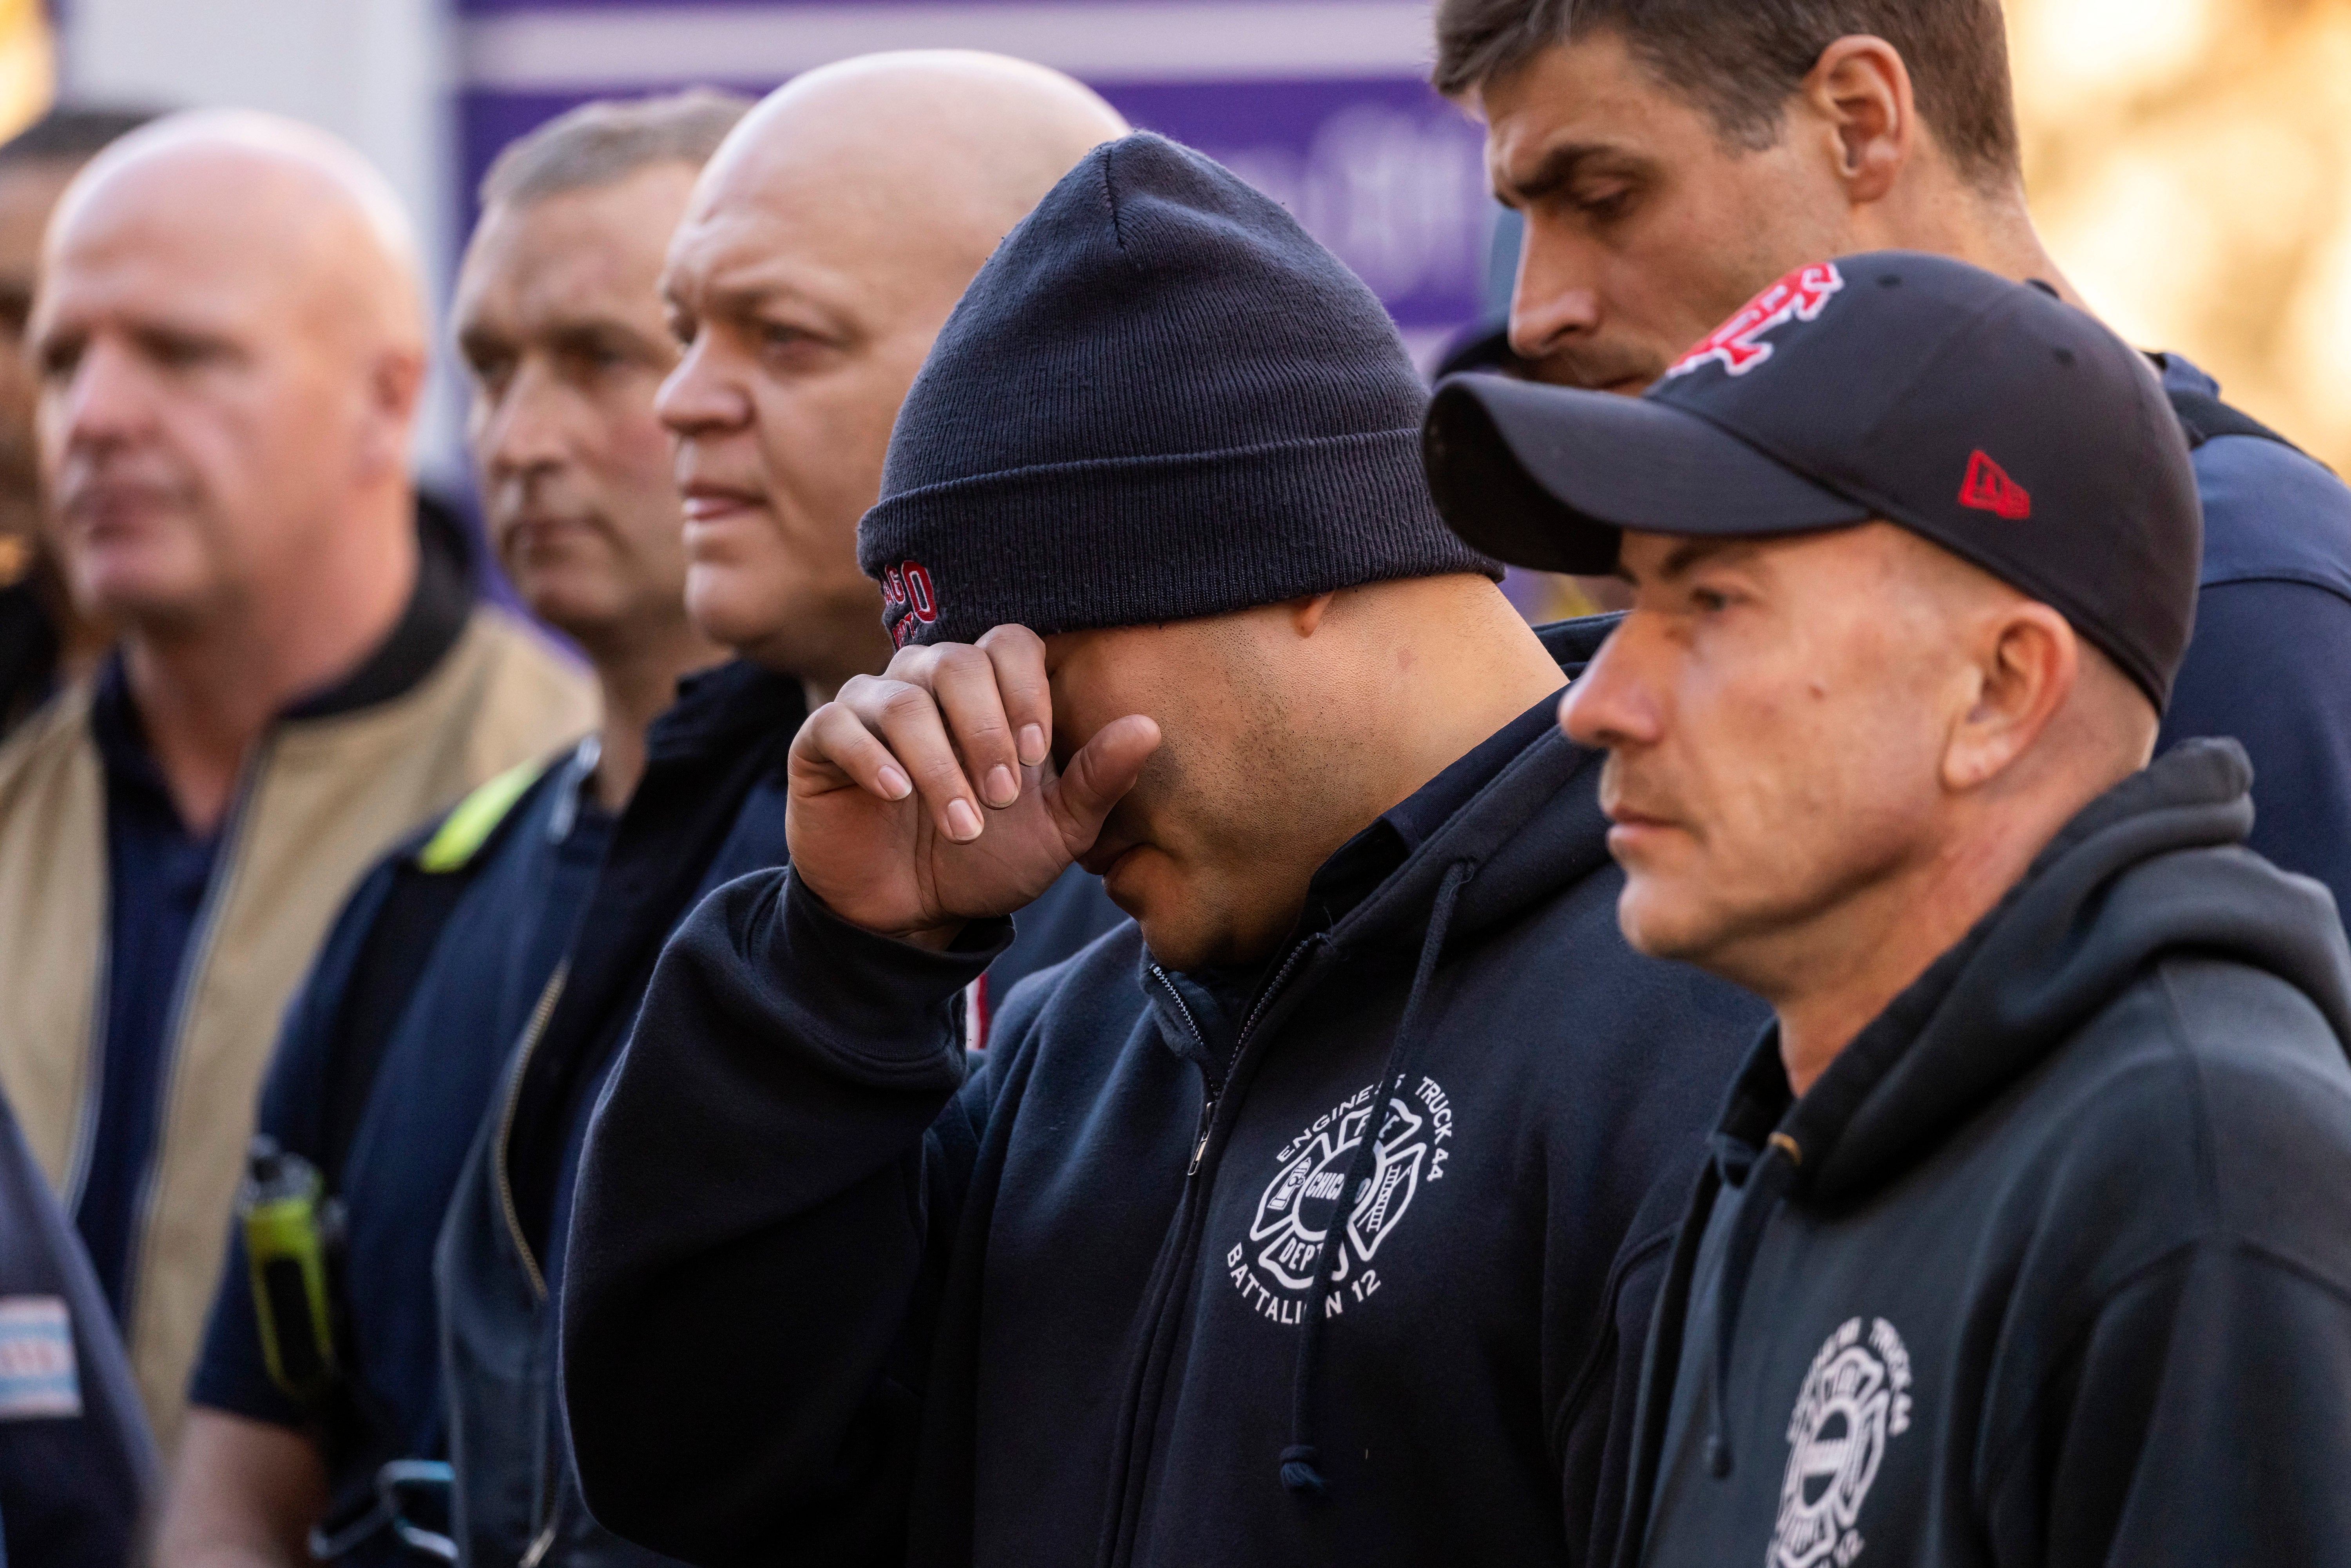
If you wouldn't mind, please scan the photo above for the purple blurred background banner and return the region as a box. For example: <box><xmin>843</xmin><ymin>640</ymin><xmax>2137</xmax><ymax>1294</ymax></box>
<box><xmin>453</xmin><ymin>1</ymin><xmax>1499</xmax><ymax>352</ymax></box>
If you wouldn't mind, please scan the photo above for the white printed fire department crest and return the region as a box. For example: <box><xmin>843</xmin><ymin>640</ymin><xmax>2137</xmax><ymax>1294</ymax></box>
<box><xmin>1771</xmin><ymin>1317</ymin><xmax>1913</xmax><ymax>1568</ymax></box>
<box><xmin>1224</xmin><ymin>1074</ymin><xmax>1453</xmax><ymax>1324</ymax></box>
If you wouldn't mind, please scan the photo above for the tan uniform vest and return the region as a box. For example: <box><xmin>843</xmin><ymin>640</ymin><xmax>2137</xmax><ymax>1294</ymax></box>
<box><xmin>0</xmin><ymin>607</ymin><xmax>596</xmax><ymax>1455</ymax></box>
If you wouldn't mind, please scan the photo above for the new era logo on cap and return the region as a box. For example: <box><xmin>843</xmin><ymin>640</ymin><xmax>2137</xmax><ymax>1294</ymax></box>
<box><xmin>1665</xmin><ymin>262</ymin><xmax>1846</xmax><ymax>380</ymax></box>
<box><xmin>1959</xmin><ymin>450</ymin><xmax>2032</xmax><ymax>520</ymax></box>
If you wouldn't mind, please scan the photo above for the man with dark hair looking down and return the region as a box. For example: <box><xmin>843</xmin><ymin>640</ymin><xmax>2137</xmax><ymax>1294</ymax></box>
<box><xmin>1424</xmin><ymin>251</ymin><xmax>2351</xmax><ymax>1564</ymax></box>
<box><xmin>560</xmin><ymin>132</ymin><xmax>1762</xmax><ymax>1568</ymax></box>
<box><xmin>1431</xmin><ymin>0</ymin><xmax>2351</xmax><ymax>918</ymax></box>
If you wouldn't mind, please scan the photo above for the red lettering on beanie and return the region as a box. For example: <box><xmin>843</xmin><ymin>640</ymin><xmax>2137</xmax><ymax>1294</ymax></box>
<box><xmin>903</xmin><ymin>563</ymin><xmax>939</xmax><ymax>624</ymax></box>
<box><xmin>1958</xmin><ymin>450</ymin><xmax>2032</xmax><ymax>520</ymax></box>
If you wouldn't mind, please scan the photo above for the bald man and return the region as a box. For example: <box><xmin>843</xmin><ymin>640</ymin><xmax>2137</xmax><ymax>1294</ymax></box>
<box><xmin>241</xmin><ymin>57</ymin><xmax>1117</xmax><ymax>1568</ymax></box>
<box><xmin>0</xmin><ymin>110</ymin><xmax>594</xmax><ymax>1459</ymax></box>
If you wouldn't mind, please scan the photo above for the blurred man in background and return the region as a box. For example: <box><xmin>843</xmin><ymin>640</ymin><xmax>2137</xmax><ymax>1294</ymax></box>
<box><xmin>0</xmin><ymin>109</ymin><xmax>595</xmax><ymax>1461</ymax></box>
<box><xmin>417</xmin><ymin>53</ymin><xmax>1127</xmax><ymax>1568</ymax></box>
<box><xmin>0</xmin><ymin>105</ymin><xmax>154</xmax><ymax>735</ymax></box>
<box><xmin>1435</xmin><ymin>0</ymin><xmax>2351</xmax><ymax>920</ymax></box>
<box><xmin>158</xmin><ymin>92</ymin><xmax>743</xmax><ymax>1568</ymax></box>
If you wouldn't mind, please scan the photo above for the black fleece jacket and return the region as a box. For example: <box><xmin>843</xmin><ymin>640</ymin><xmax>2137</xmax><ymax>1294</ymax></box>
<box><xmin>1629</xmin><ymin>739</ymin><xmax>2351</xmax><ymax>1567</ymax></box>
<box><xmin>558</xmin><ymin>619</ymin><xmax>1766</xmax><ymax>1568</ymax></box>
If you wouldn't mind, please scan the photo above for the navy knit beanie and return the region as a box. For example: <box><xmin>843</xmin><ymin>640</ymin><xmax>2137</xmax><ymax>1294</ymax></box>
<box><xmin>859</xmin><ymin>132</ymin><xmax>1501</xmax><ymax>649</ymax></box>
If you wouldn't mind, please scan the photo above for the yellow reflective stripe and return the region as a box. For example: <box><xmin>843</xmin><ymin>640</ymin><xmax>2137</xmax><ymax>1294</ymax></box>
<box><xmin>416</xmin><ymin>754</ymin><xmax>552</xmax><ymax>873</ymax></box>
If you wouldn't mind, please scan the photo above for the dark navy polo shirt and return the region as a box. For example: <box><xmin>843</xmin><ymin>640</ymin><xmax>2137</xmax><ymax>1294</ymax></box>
<box><xmin>74</xmin><ymin>509</ymin><xmax>474</xmax><ymax>1325</ymax></box>
<box><xmin>2156</xmin><ymin>355</ymin><xmax>2351</xmax><ymax>919</ymax></box>
<box><xmin>189</xmin><ymin>742</ymin><xmax>611</xmax><ymax>1485</ymax></box>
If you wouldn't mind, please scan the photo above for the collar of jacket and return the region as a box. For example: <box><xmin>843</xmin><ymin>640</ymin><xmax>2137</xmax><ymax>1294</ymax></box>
<box><xmin>90</xmin><ymin>494</ymin><xmax>477</xmax><ymax>761</ymax></box>
<box><xmin>645</xmin><ymin>657</ymin><xmax>809</xmax><ymax>764</ymax></box>
<box><xmin>1723</xmin><ymin>736</ymin><xmax>2351</xmax><ymax>1211</ymax></box>
<box><xmin>1134</xmin><ymin>614</ymin><xmax>1616</xmax><ymax>1060</ymax></box>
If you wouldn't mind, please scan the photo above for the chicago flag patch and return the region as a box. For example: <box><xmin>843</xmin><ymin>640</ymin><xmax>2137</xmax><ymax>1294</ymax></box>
<box><xmin>0</xmin><ymin>1296</ymin><xmax>80</xmax><ymax>1419</ymax></box>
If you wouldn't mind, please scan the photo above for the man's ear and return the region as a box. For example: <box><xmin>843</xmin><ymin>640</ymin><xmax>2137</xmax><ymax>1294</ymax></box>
<box><xmin>1799</xmin><ymin>36</ymin><xmax>1917</xmax><ymax>208</ymax></box>
<box><xmin>1942</xmin><ymin>603</ymin><xmax>2077</xmax><ymax>792</ymax></box>
<box><xmin>1287</xmin><ymin>591</ymin><xmax>1339</xmax><ymax>637</ymax></box>
<box><xmin>354</xmin><ymin>346</ymin><xmax>426</xmax><ymax>485</ymax></box>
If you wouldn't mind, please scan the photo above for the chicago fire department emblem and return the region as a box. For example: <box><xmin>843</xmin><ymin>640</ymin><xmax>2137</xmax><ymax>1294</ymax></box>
<box><xmin>1224</xmin><ymin>1075</ymin><xmax>1453</xmax><ymax>1324</ymax></box>
<box><xmin>1770</xmin><ymin>1317</ymin><xmax>1913</xmax><ymax>1568</ymax></box>
<box><xmin>1667</xmin><ymin>261</ymin><xmax>1845</xmax><ymax>380</ymax></box>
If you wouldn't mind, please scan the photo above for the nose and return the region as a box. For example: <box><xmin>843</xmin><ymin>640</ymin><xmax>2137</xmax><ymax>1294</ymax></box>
<box><xmin>1508</xmin><ymin>217</ymin><xmax>1602</xmax><ymax>364</ymax></box>
<box><xmin>480</xmin><ymin>358</ymin><xmax>568</xmax><ymax>488</ymax></box>
<box><xmin>54</xmin><ymin>335</ymin><xmax>156</xmax><ymax>453</ymax></box>
<box><xmin>655</xmin><ymin>333</ymin><xmax>750</xmax><ymax>440</ymax></box>
<box><xmin>1559</xmin><ymin>613</ymin><xmax>1663</xmax><ymax>751</ymax></box>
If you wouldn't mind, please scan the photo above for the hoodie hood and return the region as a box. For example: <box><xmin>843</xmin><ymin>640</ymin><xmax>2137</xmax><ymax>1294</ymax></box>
<box><xmin>1788</xmin><ymin>737</ymin><xmax>2351</xmax><ymax>1206</ymax></box>
<box><xmin>1680</xmin><ymin>735</ymin><xmax>2351</xmax><ymax>1486</ymax></box>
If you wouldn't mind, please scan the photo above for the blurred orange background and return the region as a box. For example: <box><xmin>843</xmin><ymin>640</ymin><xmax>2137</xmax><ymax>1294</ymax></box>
<box><xmin>2012</xmin><ymin>0</ymin><xmax>2351</xmax><ymax>467</ymax></box>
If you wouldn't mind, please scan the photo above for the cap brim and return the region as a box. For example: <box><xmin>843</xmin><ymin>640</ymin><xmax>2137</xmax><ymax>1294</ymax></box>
<box><xmin>1423</xmin><ymin>373</ymin><xmax>1873</xmax><ymax>574</ymax></box>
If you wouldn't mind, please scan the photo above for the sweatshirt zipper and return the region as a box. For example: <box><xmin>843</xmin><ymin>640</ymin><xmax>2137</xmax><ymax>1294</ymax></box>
<box><xmin>1154</xmin><ymin>938</ymin><xmax>1322</xmax><ymax>1177</ymax></box>
<box><xmin>1103</xmin><ymin>939</ymin><xmax>1324</xmax><ymax>1568</ymax></box>
<box><xmin>491</xmin><ymin>964</ymin><xmax>569</xmax><ymax>1301</ymax></box>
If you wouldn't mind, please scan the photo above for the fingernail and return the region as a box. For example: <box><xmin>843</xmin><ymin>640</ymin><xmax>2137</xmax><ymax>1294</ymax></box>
<box><xmin>1019</xmin><ymin>725</ymin><xmax>1046</xmax><ymax>765</ymax></box>
<box><xmin>946</xmin><ymin>799</ymin><xmax>982</xmax><ymax>842</ymax></box>
<box><xmin>878</xmin><ymin>766</ymin><xmax>912</xmax><ymax>800</ymax></box>
<box><xmin>986</xmin><ymin>764</ymin><xmax>1018</xmax><ymax>806</ymax></box>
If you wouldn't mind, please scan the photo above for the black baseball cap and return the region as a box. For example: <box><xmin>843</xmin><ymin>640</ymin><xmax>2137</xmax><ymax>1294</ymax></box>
<box><xmin>1422</xmin><ymin>251</ymin><xmax>2202</xmax><ymax>710</ymax></box>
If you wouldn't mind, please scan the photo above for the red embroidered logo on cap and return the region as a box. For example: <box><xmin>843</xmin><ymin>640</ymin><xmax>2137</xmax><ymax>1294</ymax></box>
<box><xmin>1958</xmin><ymin>451</ymin><xmax>2032</xmax><ymax>520</ymax></box>
<box><xmin>1666</xmin><ymin>262</ymin><xmax>1846</xmax><ymax>380</ymax></box>
<box><xmin>880</xmin><ymin>561</ymin><xmax>941</xmax><ymax>647</ymax></box>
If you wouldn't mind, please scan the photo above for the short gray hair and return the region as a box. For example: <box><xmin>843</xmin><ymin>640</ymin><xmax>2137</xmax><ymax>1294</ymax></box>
<box><xmin>478</xmin><ymin>89</ymin><xmax>753</xmax><ymax>208</ymax></box>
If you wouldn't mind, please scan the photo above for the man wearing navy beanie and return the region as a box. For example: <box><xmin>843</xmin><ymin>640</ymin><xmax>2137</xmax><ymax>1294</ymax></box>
<box><xmin>561</xmin><ymin>133</ymin><xmax>1764</xmax><ymax>1567</ymax></box>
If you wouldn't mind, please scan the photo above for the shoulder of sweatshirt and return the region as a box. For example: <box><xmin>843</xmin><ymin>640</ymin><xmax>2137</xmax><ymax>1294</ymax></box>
<box><xmin>1973</xmin><ymin>951</ymin><xmax>2351</xmax><ymax>1318</ymax></box>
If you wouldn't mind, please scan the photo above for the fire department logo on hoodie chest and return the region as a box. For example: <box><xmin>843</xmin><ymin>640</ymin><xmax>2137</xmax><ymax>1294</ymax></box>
<box><xmin>1771</xmin><ymin>1317</ymin><xmax>1914</xmax><ymax>1568</ymax></box>
<box><xmin>1224</xmin><ymin>1074</ymin><xmax>1453</xmax><ymax>1324</ymax></box>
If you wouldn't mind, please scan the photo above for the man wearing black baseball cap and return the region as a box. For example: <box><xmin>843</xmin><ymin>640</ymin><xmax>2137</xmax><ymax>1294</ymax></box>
<box><xmin>1433</xmin><ymin>0</ymin><xmax>2351</xmax><ymax>931</ymax></box>
<box><xmin>1425</xmin><ymin>251</ymin><xmax>2351</xmax><ymax>1561</ymax></box>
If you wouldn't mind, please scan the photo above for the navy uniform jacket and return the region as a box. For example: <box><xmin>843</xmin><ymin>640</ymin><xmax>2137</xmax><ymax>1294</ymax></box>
<box><xmin>436</xmin><ymin>660</ymin><xmax>1123</xmax><ymax>1568</ymax></box>
<box><xmin>0</xmin><ymin>1084</ymin><xmax>157</xmax><ymax>1568</ymax></box>
<box><xmin>2155</xmin><ymin>355</ymin><xmax>2351</xmax><ymax>918</ymax></box>
<box><xmin>190</xmin><ymin>739</ymin><xmax>611</xmax><ymax>1563</ymax></box>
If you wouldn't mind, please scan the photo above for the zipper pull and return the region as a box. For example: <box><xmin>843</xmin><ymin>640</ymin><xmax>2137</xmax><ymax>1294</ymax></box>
<box><xmin>1188</xmin><ymin>1095</ymin><xmax>1217</xmax><ymax>1177</ymax></box>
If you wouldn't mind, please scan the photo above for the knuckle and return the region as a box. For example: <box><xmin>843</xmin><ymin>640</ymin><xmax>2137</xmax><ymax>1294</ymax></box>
<box><xmin>936</xmin><ymin>643</ymin><xmax>989</xmax><ymax>682</ymax></box>
<box><xmin>876</xmin><ymin>683</ymin><xmax>937</xmax><ymax>726</ymax></box>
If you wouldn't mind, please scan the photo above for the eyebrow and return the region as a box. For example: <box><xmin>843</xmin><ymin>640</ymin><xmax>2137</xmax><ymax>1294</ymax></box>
<box><xmin>1620</xmin><ymin>538</ymin><xmax>1751</xmax><ymax>586</ymax></box>
<box><xmin>1494</xmin><ymin>140</ymin><xmax>1636</xmax><ymax>206</ymax></box>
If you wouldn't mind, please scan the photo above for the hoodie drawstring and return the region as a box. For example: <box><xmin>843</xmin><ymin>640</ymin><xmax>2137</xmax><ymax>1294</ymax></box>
<box><xmin>1703</xmin><ymin>1132</ymin><xmax>1799</xmax><ymax>1478</ymax></box>
<box><xmin>1280</xmin><ymin>860</ymin><xmax>1472</xmax><ymax>1500</ymax></box>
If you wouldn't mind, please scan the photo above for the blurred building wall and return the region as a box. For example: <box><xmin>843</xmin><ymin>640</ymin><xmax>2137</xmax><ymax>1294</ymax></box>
<box><xmin>54</xmin><ymin>0</ymin><xmax>467</xmax><ymax>487</ymax></box>
<box><xmin>452</xmin><ymin>0</ymin><xmax>1495</xmax><ymax>366</ymax></box>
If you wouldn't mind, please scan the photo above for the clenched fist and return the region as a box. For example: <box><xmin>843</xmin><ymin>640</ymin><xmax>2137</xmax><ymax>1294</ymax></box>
<box><xmin>786</xmin><ymin>625</ymin><xmax>1162</xmax><ymax>943</ymax></box>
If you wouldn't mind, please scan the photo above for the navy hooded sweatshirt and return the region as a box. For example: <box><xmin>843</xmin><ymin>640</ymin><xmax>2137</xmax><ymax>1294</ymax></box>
<box><xmin>1627</xmin><ymin>739</ymin><xmax>2351</xmax><ymax>1567</ymax></box>
<box><xmin>560</xmin><ymin>619</ymin><xmax>1768</xmax><ymax>1568</ymax></box>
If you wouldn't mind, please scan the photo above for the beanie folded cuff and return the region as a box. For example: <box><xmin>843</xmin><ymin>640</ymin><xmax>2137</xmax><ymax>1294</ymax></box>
<box><xmin>858</xmin><ymin>428</ymin><xmax>1504</xmax><ymax>648</ymax></box>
